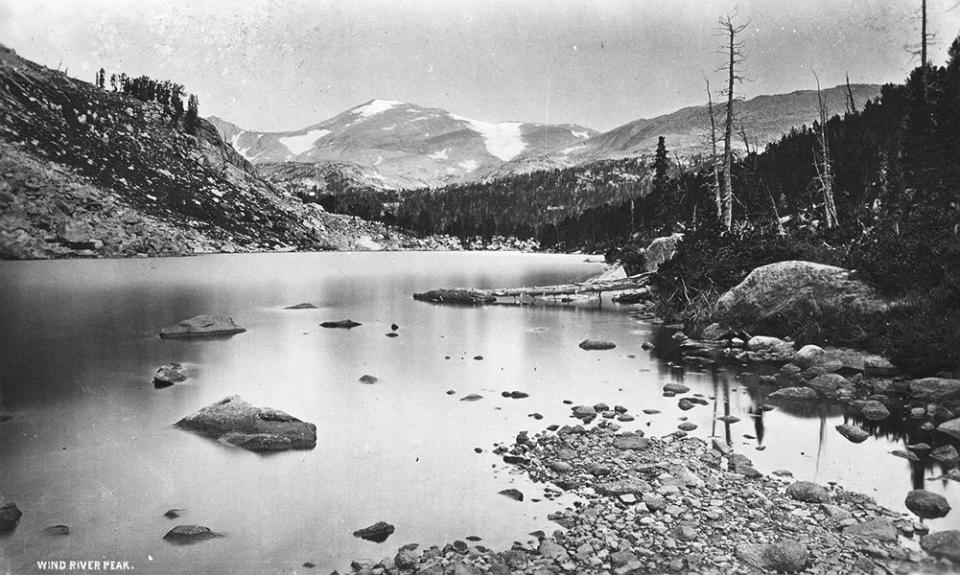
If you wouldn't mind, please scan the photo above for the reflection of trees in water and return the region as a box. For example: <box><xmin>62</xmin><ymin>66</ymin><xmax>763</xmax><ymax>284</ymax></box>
<box><xmin>845</xmin><ymin>413</ymin><xmax>960</xmax><ymax>489</ymax></box>
<box><xmin>644</xmin><ymin>324</ymin><xmax>960</xmax><ymax>489</ymax></box>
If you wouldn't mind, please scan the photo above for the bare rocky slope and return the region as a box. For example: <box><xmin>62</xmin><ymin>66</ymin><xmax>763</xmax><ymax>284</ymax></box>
<box><xmin>0</xmin><ymin>45</ymin><xmax>417</xmax><ymax>260</ymax></box>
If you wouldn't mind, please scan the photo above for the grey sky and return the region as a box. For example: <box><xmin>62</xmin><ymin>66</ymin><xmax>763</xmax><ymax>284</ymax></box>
<box><xmin>1</xmin><ymin>0</ymin><xmax>958</xmax><ymax>132</ymax></box>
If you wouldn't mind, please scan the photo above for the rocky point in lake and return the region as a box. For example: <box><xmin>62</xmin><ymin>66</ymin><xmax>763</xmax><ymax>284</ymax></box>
<box><xmin>174</xmin><ymin>396</ymin><xmax>317</xmax><ymax>451</ymax></box>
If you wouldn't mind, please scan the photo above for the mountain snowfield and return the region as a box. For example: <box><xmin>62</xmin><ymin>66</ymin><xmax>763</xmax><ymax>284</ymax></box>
<box><xmin>208</xmin><ymin>99</ymin><xmax>595</xmax><ymax>189</ymax></box>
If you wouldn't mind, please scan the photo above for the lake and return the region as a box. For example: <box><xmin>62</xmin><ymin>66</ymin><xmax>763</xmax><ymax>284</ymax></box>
<box><xmin>0</xmin><ymin>251</ymin><xmax>956</xmax><ymax>573</ymax></box>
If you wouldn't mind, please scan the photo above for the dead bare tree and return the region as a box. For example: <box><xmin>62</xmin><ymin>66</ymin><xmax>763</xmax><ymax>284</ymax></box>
<box><xmin>845</xmin><ymin>73</ymin><xmax>857</xmax><ymax>115</ymax></box>
<box><xmin>718</xmin><ymin>15</ymin><xmax>748</xmax><ymax>230</ymax></box>
<box><xmin>814</xmin><ymin>71</ymin><xmax>838</xmax><ymax>228</ymax></box>
<box><xmin>703</xmin><ymin>76</ymin><xmax>722</xmax><ymax>220</ymax></box>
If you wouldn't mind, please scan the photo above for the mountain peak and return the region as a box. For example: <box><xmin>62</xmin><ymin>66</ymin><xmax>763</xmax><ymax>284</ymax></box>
<box><xmin>351</xmin><ymin>99</ymin><xmax>404</xmax><ymax>118</ymax></box>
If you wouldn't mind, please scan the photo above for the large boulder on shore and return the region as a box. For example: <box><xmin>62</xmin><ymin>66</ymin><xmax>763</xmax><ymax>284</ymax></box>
<box><xmin>939</xmin><ymin>418</ymin><xmax>960</xmax><ymax>441</ymax></box>
<box><xmin>643</xmin><ymin>233</ymin><xmax>684</xmax><ymax>273</ymax></box>
<box><xmin>910</xmin><ymin>378</ymin><xmax>960</xmax><ymax>402</ymax></box>
<box><xmin>175</xmin><ymin>396</ymin><xmax>317</xmax><ymax>451</ymax></box>
<box><xmin>159</xmin><ymin>314</ymin><xmax>246</xmax><ymax>339</ymax></box>
<box><xmin>716</xmin><ymin>261</ymin><xmax>889</xmax><ymax>332</ymax></box>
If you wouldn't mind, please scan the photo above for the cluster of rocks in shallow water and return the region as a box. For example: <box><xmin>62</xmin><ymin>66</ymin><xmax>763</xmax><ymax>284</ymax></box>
<box><xmin>344</xmin><ymin>420</ymin><xmax>959</xmax><ymax>574</ymax></box>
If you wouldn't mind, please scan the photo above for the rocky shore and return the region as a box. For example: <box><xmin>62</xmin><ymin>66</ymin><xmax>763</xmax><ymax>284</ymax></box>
<box><xmin>342</xmin><ymin>419</ymin><xmax>958</xmax><ymax>574</ymax></box>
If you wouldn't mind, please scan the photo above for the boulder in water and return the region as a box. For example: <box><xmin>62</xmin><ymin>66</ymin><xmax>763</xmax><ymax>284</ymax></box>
<box><xmin>159</xmin><ymin>314</ymin><xmax>246</xmax><ymax>339</ymax></box>
<box><xmin>174</xmin><ymin>396</ymin><xmax>316</xmax><ymax>452</ymax></box>
<box><xmin>578</xmin><ymin>339</ymin><xmax>616</xmax><ymax>351</ymax></box>
<box><xmin>0</xmin><ymin>502</ymin><xmax>22</xmax><ymax>531</ymax></box>
<box><xmin>353</xmin><ymin>521</ymin><xmax>395</xmax><ymax>543</ymax></box>
<box><xmin>320</xmin><ymin>319</ymin><xmax>362</xmax><ymax>328</ymax></box>
<box><xmin>836</xmin><ymin>424</ymin><xmax>869</xmax><ymax>443</ymax></box>
<box><xmin>285</xmin><ymin>303</ymin><xmax>318</xmax><ymax>310</ymax></box>
<box><xmin>905</xmin><ymin>489</ymin><xmax>952</xmax><ymax>519</ymax></box>
<box><xmin>163</xmin><ymin>524</ymin><xmax>220</xmax><ymax>544</ymax></box>
<box><xmin>154</xmin><ymin>363</ymin><xmax>186</xmax><ymax>388</ymax></box>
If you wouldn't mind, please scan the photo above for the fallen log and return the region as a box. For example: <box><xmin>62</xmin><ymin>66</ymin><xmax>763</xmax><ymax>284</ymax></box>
<box><xmin>413</xmin><ymin>273</ymin><xmax>653</xmax><ymax>306</ymax></box>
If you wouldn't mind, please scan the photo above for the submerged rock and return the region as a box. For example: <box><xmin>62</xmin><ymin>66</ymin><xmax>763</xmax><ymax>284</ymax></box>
<box><xmin>163</xmin><ymin>524</ymin><xmax>219</xmax><ymax>544</ymax></box>
<box><xmin>159</xmin><ymin>314</ymin><xmax>246</xmax><ymax>339</ymax></box>
<box><xmin>284</xmin><ymin>303</ymin><xmax>318</xmax><ymax>309</ymax></box>
<box><xmin>578</xmin><ymin>339</ymin><xmax>616</xmax><ymax>351</ymax></box>
<box><xmin>905</xmin><ymin>490</ymin><xmax>952</xmax><ymax>519</ymax></box>
<box><xmin>163</xmin><ymin>509</ymin><xmax>182</xmax><ymax>519</ymax></box>
<box><xmin>353</xmin><ymin>521</ymin><xmax>395</xmax><ymax>543</ymax></box>
<box><xmin>320</xmin><ymin>319</ymin><xmax>362</xmax><ymax>328</ymax></box>
<box><xmin>42</xmin><ymin>525</ymin><xmax>70</xmax><ymax>536</ymax></box>
<box><xmin>174</xmin><ymin>396</ymin><xmax>317</xmax><ymax>452</ymax></box>
<box><xmin>860</xmin><ymin>400</ymin><xmax>891</xmax><ymax>421</ymax></box>
<box><xmin>0</xmin><ymin>502</ymin><xmax>22</xmax><ymax>531</ymax></box>
<box><xmin>153</xmin><ymin>363</ymin><xmax>186</xmax><ymax>388</ymax></box>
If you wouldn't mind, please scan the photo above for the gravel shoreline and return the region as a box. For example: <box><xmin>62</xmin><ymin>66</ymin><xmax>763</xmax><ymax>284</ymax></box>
<box><xmin>343</xmin><ymin>415</ymin><xmax>958</xmax><ymax>574</ymax></box>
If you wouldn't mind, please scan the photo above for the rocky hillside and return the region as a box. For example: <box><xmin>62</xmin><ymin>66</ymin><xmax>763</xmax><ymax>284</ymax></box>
<box><xmin>561</xmin><ymin>84</ymin><xmax>882</xmax><ymax>160</ymax></box>
<box><xmin>208</xmin><ymin>100</ymin><xmax>596</xmax><ymax>189</ymax></box>
<box><xmin>0</xmin><ymin>45</ymin><xmax>415</xmax><ymax>259</ymax></box>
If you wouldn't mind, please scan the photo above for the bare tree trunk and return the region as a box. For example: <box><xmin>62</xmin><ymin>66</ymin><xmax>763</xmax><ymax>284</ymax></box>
<box><xmin>719</xmin><ymin>16</ymin><xmax>746</xmax><ymax>230</ymax></box>
<box><xmin>815</xmin><ymin>72</ymin><xmax>838</xmax><ymax>228</ymax></box>
<box><xmin>845</xmin><ymin>73</ymin><xmax>857</xmax><ymax>115</ymax></box>
<box><xmin>705</xmin><ymin>78</ymin><xmax>721</xmax><ymax>221</ymax></box>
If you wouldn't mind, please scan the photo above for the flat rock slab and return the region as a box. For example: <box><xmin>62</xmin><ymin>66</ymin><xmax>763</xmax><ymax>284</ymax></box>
<box><xmin>284</xmin><ymin>303</ymin><xmax>318</xmax><ymax>309</ymax></box>
<box><xmin>353</xmin><ymin>521</ymin><xmax>395</xmax><ymax>543</ymax></box>
<box><xmin>159</xmin><ymin>315</ymin><xmax>246</xmax><ymax>339</ymax></box>
<box><xmin>175</xmin><ymin>396</ymin><xmax>317</xmax><ymax>452</ymax></box>
<box><xmin>163</xmin><ymin>524</ymin><xmax>220</xmax><ymax>545</ymax></box>
<box><xmin>320</xmin><ymin>319</ymin><xmax>362</xmax><ymax>328</ymax></box>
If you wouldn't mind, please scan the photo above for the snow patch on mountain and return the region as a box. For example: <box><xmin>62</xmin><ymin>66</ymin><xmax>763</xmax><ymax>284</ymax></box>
<box><xmin>428</xmin><ymin>148</ymin><xmax>449</xmax><ymax>160</ymax></box>
<box><xmin>572</xmin><ymin>130</ymin><xmax>590</xmax><ymax>139</ymax></box>
<box><xmin>459</xmin><ymin>159</ymin><xmax>479</xmax><ymax>172</ymax></box>
<box><xmin>279</xmin><ymin>129</ymin><xmax>330</xmax><ymax>155</ymax></box>
<box><xmin>450</xmin><ymin>113</ymin><xmax>526</xmax><ymax>161</ymax></box>
<box><xmin>354</xmin><ymin>99</ymin><xmax>402</xmax><ymax>119</ymax></box>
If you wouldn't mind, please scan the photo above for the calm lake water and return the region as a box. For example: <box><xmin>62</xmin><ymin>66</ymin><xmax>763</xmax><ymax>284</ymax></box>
<box><xmin>0</xmin><ymin>251</ymin><xmax>956</xmax><ymax>574</ymax></box>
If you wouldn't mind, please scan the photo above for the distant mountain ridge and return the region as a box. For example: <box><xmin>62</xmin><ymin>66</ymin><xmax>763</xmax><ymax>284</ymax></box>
<box><xmin>211</xmin><ymin>85</ymin><xmax>881</xmax><ymax>191</ymax></box>
<box><xmin>208</xmin><ymin>100</ymin><xmax>596</xmax><ymax>189</ymax></box>
<box><xmin>561</xmin><ymin>84</ymin><xmax>883</xmax><ymax>161</ymax></box>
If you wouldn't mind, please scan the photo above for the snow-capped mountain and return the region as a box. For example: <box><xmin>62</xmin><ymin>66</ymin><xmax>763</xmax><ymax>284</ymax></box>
<box><xmin>208</xmin><ymin>100</ymin><xmax>596</xmax><ymax>189</ymax></box>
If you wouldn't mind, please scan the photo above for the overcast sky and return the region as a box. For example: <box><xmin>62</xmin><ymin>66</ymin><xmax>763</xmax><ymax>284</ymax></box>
<box><xmin>2</xmin><ymin>0</ymin><xmax>959</xmax><ymax>132</ymax></box>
